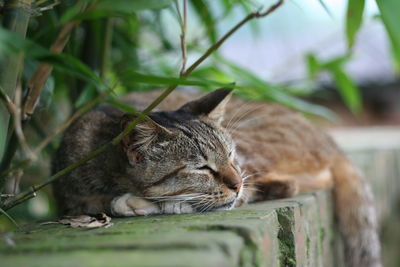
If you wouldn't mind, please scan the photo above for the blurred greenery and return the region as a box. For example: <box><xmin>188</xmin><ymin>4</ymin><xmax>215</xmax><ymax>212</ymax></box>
<box><xmin>376</xmin><ymin>0</ymin><xmax>400</xmax><ymax>72</ymax></box>
<box><xmin>0</xmin><ymin>0</ymin><xmax>398</xmax><ymax>228</ymax></box>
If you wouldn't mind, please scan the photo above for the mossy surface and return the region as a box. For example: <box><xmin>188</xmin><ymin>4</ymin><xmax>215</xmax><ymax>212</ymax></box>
<box><xmin>276</xmin><ymin>207</ymin><xmax>296</xmax><ymax>267</ymax></box>
<box><xmin>0</xmin><ymin>192</ymin><xmax>339</xmax><ymax>266</ymax></box>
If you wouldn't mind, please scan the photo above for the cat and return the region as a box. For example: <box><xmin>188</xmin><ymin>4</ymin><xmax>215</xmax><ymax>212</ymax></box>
<box><xmin>53</xmin><ymin>89</ymin><xmax>381</xmax><ymax>267</ymax></box>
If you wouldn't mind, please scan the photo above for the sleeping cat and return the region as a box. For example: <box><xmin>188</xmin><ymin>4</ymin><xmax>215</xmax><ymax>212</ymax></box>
<box><xmin>53</xmin><ymin>89</ymin><xmax>381</xmax><ymax>267</ymax></box>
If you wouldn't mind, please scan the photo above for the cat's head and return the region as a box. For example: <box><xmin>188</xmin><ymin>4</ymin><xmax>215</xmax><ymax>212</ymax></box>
<box><xmin>120</xmin><ymin>89</ymin><xmax>242</xmax><ymax>211</ymax></box>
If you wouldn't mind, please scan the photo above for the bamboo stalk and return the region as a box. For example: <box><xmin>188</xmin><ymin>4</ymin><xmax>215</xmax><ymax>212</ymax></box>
<box><xmin>23</xmin><ymin>20</ymin><xmax>81</xmax><ymax>119</ymax></box>
<box><xmin>1</xmin><ymin>0</ymin><xmax>284</xmax><ymax>211</ymax></box>
<box><xmin>0</xmin><ymin>1</ymin><xmax>86</xmax><ymax>179</ymax></box>
<box><xmin>100</xmin><ymin>18</ymin><xmax>113</xmax><ymax>79</ymax></box>
<box><xmin>0</xmin><ymin>0</ymin><xmax>33</xmax><ymax>189</ymax></box>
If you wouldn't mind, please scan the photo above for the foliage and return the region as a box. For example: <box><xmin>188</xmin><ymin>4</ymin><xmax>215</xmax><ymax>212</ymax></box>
<box><xmin>0</xmin><ymin>0</ymin><xmax>398</xmax><ymax>225</ymax></box>
<box><xmin>376</xmin><ymin>0</ymin><xmax>400</xmax><ymax>72</ymax></box>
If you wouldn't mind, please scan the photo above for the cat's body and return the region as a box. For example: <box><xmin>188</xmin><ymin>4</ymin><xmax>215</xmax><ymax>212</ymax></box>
<box><xmin>53</xmin><ymin>89</ymin><xmax>381</xmax><ymax>267</ymax></box>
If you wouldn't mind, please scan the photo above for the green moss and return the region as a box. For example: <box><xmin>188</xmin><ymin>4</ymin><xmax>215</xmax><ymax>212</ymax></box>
<box><xmin>319</xmin><ymin>228</ymin><xmax>325</xmax><ymax>245</ymax></box>
<box><xmin>276</xmin><ymin>207</ymin><xmax>296</xmax><ymax>267</ymax></box>
<box><xmin>306</xmin><ymin>236</ymin><xmax>311</xmax><ymax>259</ymax></box>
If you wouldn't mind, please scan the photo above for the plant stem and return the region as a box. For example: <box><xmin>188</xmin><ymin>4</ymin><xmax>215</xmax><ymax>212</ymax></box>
<box><xmin>177</xmin><ymin>0</ymin><xmax>187</xmax><ymax>75</ymax></box>
<box><xmin>0</xmin><ymin>90</ymin><xmax>111</xmax><ymax>179</ymax></box>
<box><xmin>0</xmin><ymin>0</ymin><xmax>285</xmax><ymax>211</ymax></box>
<box><xmin>101</xmin><ymin>18</ymin><xmax>114</xmax><ymax>79</ymax></box>
<box><xmin>0</xmin><ymin>0</ymin><xmax>33</xmax><ymax>189</ymax></box>
<box><xmin>23</xmin><ymin>19</ymin><xmax>82</xmax><ymax>119</ymax></box>
<box><xmin>0</xmin><ymin>1</ymin><xmax>87</xmax><ymax>181</ymax></box>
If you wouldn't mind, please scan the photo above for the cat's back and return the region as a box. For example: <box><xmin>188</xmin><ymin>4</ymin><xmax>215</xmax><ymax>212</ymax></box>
<box><xmin>53</xmin><ymin>106</ymin><xmax>123</xmax><ymax>170</ymax></box>
<box><xmin>224</xmin><ymin>97</ymin><xmax>338</xmax><ymax>175</ymax></box>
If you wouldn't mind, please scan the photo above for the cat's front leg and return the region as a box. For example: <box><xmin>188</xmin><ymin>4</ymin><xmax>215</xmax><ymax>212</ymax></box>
<box><xmin>111</xmin><ymin>193</ymin><xmax>160</xmax><ymax>217</ymax></box>
<box><xmin>110</xmin><ymin>194</ymin><xmax>194</xmax><ymax>216</ymax></box>
<box><xmin>159</xmin><ymin>201</ymin><xmax>194</xmax><ymax>214</ymax></box>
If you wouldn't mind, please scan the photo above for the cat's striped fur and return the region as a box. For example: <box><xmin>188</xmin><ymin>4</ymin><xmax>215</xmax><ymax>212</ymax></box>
<box><xmin>53</xmin><ymin>89</ymin><xmax>381</xmax><ymax>267</ymax></box>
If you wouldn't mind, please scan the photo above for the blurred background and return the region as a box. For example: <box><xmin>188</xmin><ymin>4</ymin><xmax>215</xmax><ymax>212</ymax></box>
<box><xmin>0</xmin><ymin>0</ymin><xmax>399</xmax><ymax>265</ymax></box>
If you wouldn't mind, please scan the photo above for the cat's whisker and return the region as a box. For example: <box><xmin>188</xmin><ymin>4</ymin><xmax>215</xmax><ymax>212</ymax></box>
<box><xmin>243</xmin><ymin>187</ymin><xmax>263</xmax><ymax>193</ymax></box>
<box><xmin>241</xmin><ymin>171</ymin><xmax>268</xmax><ymax>181</ymax></box>
<box><xmin>225</xmin><ymin>101</ymin><xmax>253</xmax><ymax>131</ymax></box>
<box><xmin>226</xmin><ymin>102</ymin><xmax>264</xmax><ymax>131</ymax></box>
<box><xmin>225</xmin><ymin>103</ymin><xmax>257</xmax><ymax>133</ymax></box>
<box><xmin>228</xmin><ymin>113</ymin><xmax>269</xmax><ymax>133</ymax></box>
<box><xmin>202</xmin><ymin>200</ymin><xmax>215</xmax><ymax>213</ymax></box>
<box><xmin>242</xmin><ymin>183</ymin><xmax>257</xmax><ymax>187</ymax></box>
<box><xmin>226</xmin><ymin>104</ymin><xmax>265</xmax><ymax>134</ymax></box>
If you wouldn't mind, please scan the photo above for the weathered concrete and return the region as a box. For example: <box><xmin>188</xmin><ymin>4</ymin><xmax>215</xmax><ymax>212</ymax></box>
<box><xmin>0</xmin><ymin>192</ymin><xmax>335</xmax><ymax>267</ymax></box>
<box><xmin>1</xmin><ymin>127</ymin><xmax>399</xmax><ymax>266</ymax></box>
<box><xmin>331</xmin><ymin>127</ymin><xmax>400</xmax><ymax>267</ymax></box>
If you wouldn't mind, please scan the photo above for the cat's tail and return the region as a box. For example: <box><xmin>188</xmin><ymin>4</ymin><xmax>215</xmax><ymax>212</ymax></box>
<box><xmin>331</xmin><ymin>155</ymin><xmax>381</xmax><ymax>267</ymax></box>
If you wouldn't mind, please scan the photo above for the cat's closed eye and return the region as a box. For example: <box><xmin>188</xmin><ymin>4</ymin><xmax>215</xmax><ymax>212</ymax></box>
<box><xmin>198</xmin><ymin>165</ymin><xmax>218</xmax><ymax>176</ymax></box>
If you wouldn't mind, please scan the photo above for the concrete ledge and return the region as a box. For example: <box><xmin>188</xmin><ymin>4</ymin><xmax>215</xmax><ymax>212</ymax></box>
<box><xmin>0</xmin><ymin>191</ymin><xmax>336</xmax><ymax>267</ymax></box>
<box><xmin>1</xmin><ymin>127</ymin><xmax>399</xmax><ymax>266</ymax></box>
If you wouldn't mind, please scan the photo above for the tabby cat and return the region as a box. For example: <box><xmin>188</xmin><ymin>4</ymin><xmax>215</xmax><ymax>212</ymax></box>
<box><xmin>53</xmin><ymin>89</ymin><xmax>381</xmax><ymax>267</ymax></box>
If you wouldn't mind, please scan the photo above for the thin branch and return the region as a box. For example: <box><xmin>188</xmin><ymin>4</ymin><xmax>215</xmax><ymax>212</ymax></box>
<box><xmin>183</xmin><ymin>0</ymin><xmax>284</xmax><ymax>76</ymax></box>
<box><xmin>36</xmin><ymin>94</ymin><xmax>109</xmax><ymax>154</ymax></box>
<box><xmin>0</xmin><ymin>90</ymin><xmax>111</xmax><ymax>178</ymax></box>
<box><xmin>0</xmin><ymin>86</ymin><xmax>34</xmax><ymax>160</ymax></box>
<box><xmin>0</xmin><ymin>0</ymin><xmax>285</xmax><ymax>211</ymax></box>
<box><xmin>0</xmin><ymin>194</ymin><xmax>15</xmax><ymax>198</ymax></box>
<box><xmin>14</xmin><ymin>85</ymin><xmax>35</xmax><ymax>160</ymax></box>
<box><xmin>37</xmin><ymin>0</ymin><xmax>60</xmax><ymax>13</ymax></box>
<box><xmin>23</xmin><ymin>2</ymin><xmax>86</xmax><ymax>119</ymax></box>
<box><xmin>0</xmin><ymin>86</ymin><xmax>17</xmax><ymax>115</ymax></box>
<box><xmin>179</xmin><ymin>0</ymin><xmax>188</xmax><ymax>75</ymax></box>
<box><xmin>174</xmin><ymin>0</ymin><xmax>183</xmax><ymax>25</ymax></box>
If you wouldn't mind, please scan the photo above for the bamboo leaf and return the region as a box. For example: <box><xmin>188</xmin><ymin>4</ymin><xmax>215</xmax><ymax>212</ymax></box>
<box><xmin>306</xmin><ymin>53</ymin><xmax>320</xmax><ymax>80</ymax></box>
<box><xmin>320</xmin><ymin>55</ymin><xmax>350</xmax><ymax>70</ymax></box>
<box><xmin>197</xmin><ymin>56</ymin><xmax>334</xmax><ymax>119</ymax></box>
<box><xmin>106</xmin><ymin>99</ymin><xmax>139</xmax><ymax>115</ymax></box>
<box><xmin>304</xmin><ymin>53</ymin><xmax>361</xmax><ymax>113</ymax></box>
<box><xmin>61</xmin><ymin>0</ymin><xmax>174</xmax><ymax>22</ymax></box>
<box><xmin>0</xmin><ymin>207</ymin><xmax>18</xmax><ymax>228</ymax></box>
<box><xmin>0</xmin><ymin>28</ymin><xmax>103</xmax><ymax>88</ymax></box>
<box><xmin>121</xmin><ymin>70</ymin><xmax>235</xmax><ymax>88</ymax></box>
<box><xmin>376</xmin><ymin>0</ymin><xmax>400</xmax><ymax>71</ymax></box>
<box><xmin>346</xmin><ymin>0</ymin><xmax>365</xmax><ymax>49</ymax></box>
<box><xmin>330</xmin><ymin>67</ymin><xmax>361</xmax><ymax>113</ymax></box>
<box><xmin>236</xmin><ymin>85</ymin><xmax>336</xmax><ymax>120</ymax></box>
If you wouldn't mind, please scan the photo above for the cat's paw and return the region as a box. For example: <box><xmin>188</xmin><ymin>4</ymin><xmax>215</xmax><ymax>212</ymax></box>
<box><xmin>111</xmin><ymin>193</ymin><xmax>160</xmax><ymax>217</ymax></box>
<box><xmin>159</xmin><ymin>201</ymin><xmax>194</xmax><ymax>214</ymax></box>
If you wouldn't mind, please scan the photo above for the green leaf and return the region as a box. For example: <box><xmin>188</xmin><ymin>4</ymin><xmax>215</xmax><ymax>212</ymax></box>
<box><xmin>330</xmin><ymin>67</ymin><xmax>361</xmax><ymax>113</ymax></box>
<box><xmin>346</xmin><ymin>0</ymin><xmax>365</xmax><ymax>49</ymax></box>
<box><xmin>209</xmin><ymin>56</ymin><xmax>335</xmax><ymax>119</ymax></box>
<box><xmin>306</xmin><ymin>53</ymin><xmax>320</xmax><ymax>80</ymax></box>
<box><xmin>0</xmin><ymin>207</ymin><xmax>18</xmax><ymax>228</ymax></box>
<box><xmin>121</xmin><ymin>70</ymin><xmax>235</xmax><ymax>88</ymax></box>
<box><xmin>0</xmin><ymin>28</ymin><xmax>103</xmax><ymax>88</ymax></box>
<box><xmin>320</xmin><ymin>55</ymin><xmax>350</xmax><ymax>70</ymax></box>
<box><xmin>376</xmin><ymin>0</ymin><xmax>400</xmax><ymax>72</ymax></box>
<box><xmin>106</xmin><ymin>99</ymin><xmax>139</xmax><ymax>115</ymax></box>
<box><xmin>61</xmin><ymin>0</ymin><xmax>174</xmax><ymax>23</ymax></box>
<box><xmin>236</xmin><ymin>85</ymin><xmax>336</xmax><ymax>120</ymax></box>
<box><xmin>37</xmin><ymin>53</ymin><xmax>103</xmax><ymax>87</ymax></box>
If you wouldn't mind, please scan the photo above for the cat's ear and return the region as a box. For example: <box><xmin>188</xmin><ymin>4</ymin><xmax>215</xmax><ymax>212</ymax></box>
<box><xmin>120</xmin><ymin>114</ymin><xmax>172</xmax><ymax>165</ymax></box>
<box><xmin>178</xmin><ymin>88</ymin><xmax>232</xmax><ymax>124</ymax></box>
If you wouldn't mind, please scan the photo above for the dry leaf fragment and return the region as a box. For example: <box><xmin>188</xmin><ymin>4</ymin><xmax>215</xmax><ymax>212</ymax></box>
<box><xmin>42</xmin><ymin>213</ymin><xmax>113</xmax><ymax>229</ymax></box>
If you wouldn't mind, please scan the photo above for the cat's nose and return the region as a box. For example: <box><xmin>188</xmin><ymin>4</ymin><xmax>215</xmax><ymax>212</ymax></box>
<box><xmin>221</xmin><ymin>165</ymin><xmax>242</xmax><ymax>192</ymax></box>
<box><xmin>227</xmin><ymin>182</ymin><xmax>242</xmax><ymax>192</ymax></box>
